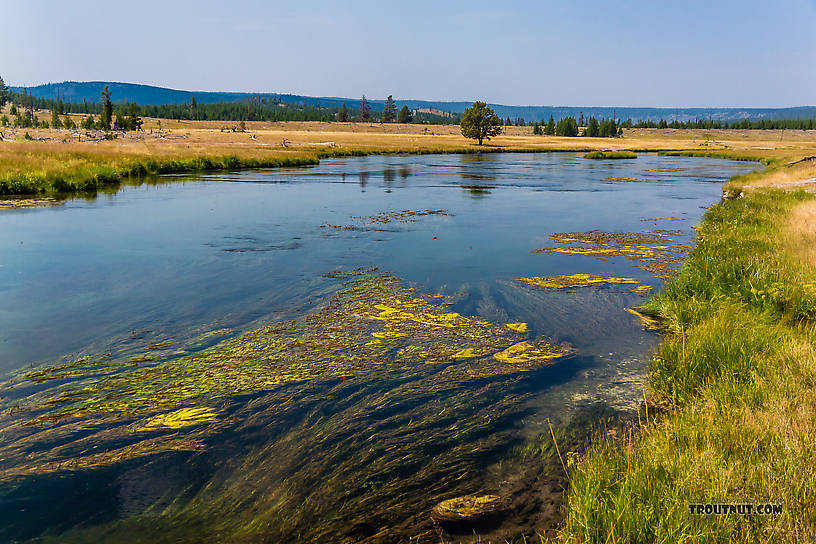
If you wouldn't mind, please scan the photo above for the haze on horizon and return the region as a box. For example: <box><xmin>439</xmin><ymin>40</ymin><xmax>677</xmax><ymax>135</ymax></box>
<box><xmin>2</xmin><ymin>0</ymin><xmax>815</xmax><ymax>109</ymax></box>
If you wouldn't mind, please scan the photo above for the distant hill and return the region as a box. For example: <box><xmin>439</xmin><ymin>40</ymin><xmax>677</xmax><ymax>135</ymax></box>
<box><xmin>11</xmin><ymin>81</ymin><xmax>816</xmax><ymax>123</ymax></box>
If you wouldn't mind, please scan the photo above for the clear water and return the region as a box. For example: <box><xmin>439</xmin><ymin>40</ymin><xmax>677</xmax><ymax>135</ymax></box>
<box><xmin>0</xmin><ymin>153</ymin><xmax>758</xmax><ymax>542</ymax></box>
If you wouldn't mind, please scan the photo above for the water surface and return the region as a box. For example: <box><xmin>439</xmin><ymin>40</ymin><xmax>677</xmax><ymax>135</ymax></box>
<box><xmin>0</xmin><ymin>153</ymin><xmax>758</xmax><ymax>542</ymax></box>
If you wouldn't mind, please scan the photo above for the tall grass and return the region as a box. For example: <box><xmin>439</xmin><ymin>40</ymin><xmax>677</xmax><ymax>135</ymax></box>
<box><xmin>562</xmin><ymin>189</ymin><xmax>816</xmax><ymax>543</ymax></box>
<box><xmin>0</xmin><ymin>153</ymin><xmax>320</xmax><ymax>195</ymax></box>
<box><xmin>659</xmin><ymin>149</ymin><xmax>778</xmax><ymax>165</ymax></box>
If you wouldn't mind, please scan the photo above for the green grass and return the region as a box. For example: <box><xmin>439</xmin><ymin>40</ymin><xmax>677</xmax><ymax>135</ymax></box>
<box><xmin>0</xmin><ymin>154</ymin><xmax>320</xmax><ymax>196</ymax></box>
<box><xmin>659</xmin><ymin>149</ymin><xmax>778</xmax><ymax>165</ymax></box>
<box><xmin>562</xmin><ymin>190</ymin><xmax>816</xmax><ymax>543</ymax></box>
<box><xmin>583</xmin><ymin>150</ymin><xmax>638</xmax><ymax>160</ymax></box>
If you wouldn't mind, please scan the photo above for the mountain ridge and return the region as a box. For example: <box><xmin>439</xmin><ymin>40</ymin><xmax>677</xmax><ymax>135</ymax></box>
<box><xmin>10</xmin><ymin>81</ymin><xmax>816</xmax><ymax>123</ymax></box>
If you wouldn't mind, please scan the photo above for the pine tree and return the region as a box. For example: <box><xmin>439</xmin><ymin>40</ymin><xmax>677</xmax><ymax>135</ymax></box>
<box><xmin>555</xmin><ymin>116</ymin><xmax>579</xmax><ymax>137</ymax></box>
<box><xmin>191</xmin><ymin>96</ymin><xmax>198</xmax><ymax>121</ymax></box>
<box><xmin>359</xmin><ymin>95</ymin><xmax>370</xmax><ymax>122</ymax></box>
<box><xmin>397</xmin><ymin>105</ymin><xmax>412</xmax><ymax>123</ymax></box>
<box><xmin>545</xmin><ymin>115</ymin><xmax>555</xmax><ymax>135</ymax></box>
<box><xmin>586</xmin><ymin>117</ymin><xmax>600</xmax><ymax>137</ymax></box>
<box><xmin>382</xmin><ymin>95</ymin><xmax>396</xmax><ymax>123</ymax></box>
<box><xmin>114</xmin><ymin>109</ymin><xmax>126</xmax><ymax>130</ymax></box>
<box><xmin>127</xmin><ymin>102</ymin><xmax>143</xmax><ymax>131</ymax></box>
<box><xmin>99</xmin><ymin>85</ymin><xmax>113</xmax><ymax>131</ymax></box>
<box><xmin>337</xmin><ymin>103</ymin><xmax>349</xmax><ymax>122</ymax></box>
<box><xmin>0</xmin><ymin>75</ymin><xmax>8</xmax><ymax>108</ymax></box>
<box><xmin>51</xmin><ymin>106</ymin><xmax>62</xmax><ymax>129</ymax></box>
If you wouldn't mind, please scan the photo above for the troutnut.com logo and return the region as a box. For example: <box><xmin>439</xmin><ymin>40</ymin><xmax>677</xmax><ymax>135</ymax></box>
<box><xmin>688</xmin><ymin>502</ymin><xmax>783</xmax><ymax>515</ymax></box>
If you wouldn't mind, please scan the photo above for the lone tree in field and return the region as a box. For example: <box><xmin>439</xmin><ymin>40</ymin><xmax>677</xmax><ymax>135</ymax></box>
<box><xmin>382</xmin><ymin>95</ymin><xmax>397</xmax><ymax>122</ymax></box>
<box><xmin>359</xmin><ymin>95</ymin><xmax>371</xmax><ymax>122</ymax></box>
<box><xmin>99</xmin><ymin>85</ymin><xmax>113</xmax><ymax>131</ymax></box>
<box><xmin>460</xmin><ymin>101</ymin><xmax>502</xmax><ymax>145</ymax></box>
<box><xmin>397</xmin><ymin>105</ymin><xmax>413</xmax><ymax>123</ymax></box>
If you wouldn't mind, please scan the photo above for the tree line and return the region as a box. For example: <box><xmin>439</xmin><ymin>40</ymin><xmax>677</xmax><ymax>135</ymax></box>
<box><xmin>530</xmin><ymin>115</ymin><xmax>621</xmax><ymax>138</ymax></box>
<box><xmin>3</xmin><ymin>76</ymin><xmax>815</xmax><ymax>133</ymax></box>
<box><xmin>623</xmin><ymin>118</ymin><xmax>816</xmax><ymax>130</ymax></box>
<box><xmin>0</xmin><ymin>78</ymin><xmax>457</xmax><ymax>130</ymax></box>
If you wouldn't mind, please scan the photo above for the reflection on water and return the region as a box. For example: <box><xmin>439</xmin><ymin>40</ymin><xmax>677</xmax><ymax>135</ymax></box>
<box><xmin>0</xmin><ymin>153</ymin><xmax>758</xmax><ymax>542</ymax></box>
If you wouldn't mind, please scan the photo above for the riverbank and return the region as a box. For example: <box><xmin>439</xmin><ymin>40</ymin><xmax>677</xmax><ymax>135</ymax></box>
<box><xmin>3</xmin><ymin>119</ymin><xmax>816</xmax><ymax>197</ymax></box>
<box><xmin>561</xmin><ymin>163</ymin><xmax>816</xmax><ymax>541</ymax></box>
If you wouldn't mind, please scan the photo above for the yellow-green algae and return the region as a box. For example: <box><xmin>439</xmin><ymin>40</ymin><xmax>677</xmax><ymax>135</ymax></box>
<box><xmin>142</xmin><ymin>407</ymin><xmax>217</xmax><ymax>429</ymax></box>
<box><xmin>628</xmin><ymin>284</ymin><xmax>654</xmax><ymax>295</ymax></box>
<box><xmin>431</xmin><ymin>494</ymin><xmax>504</xmax><ymax>522</ymax></box>
<box><xmin>0</xmin><ymin>196</ymin><xmax>61</xmax><ymax>209</ymax></box>
<box><xmin>515</xmin><ymin>274</ymin><xmax>640</xmax><ymax>289</ymax></box>
<box><xmin>505</xmin><ymin>322</ymin><xmax>528</xmax><ymax>333</ymax></box>
<box><xmin>603</xmin><ymin>176</ymin><xmax>639</xmax><ymax>182</ymax></box>
<box><xmin>0</xmin><ymin>273</ymin><xmax>573</xmax><ymax>477</ymax></box>
<box><xmin>625</xmin><ymin>307</ymin><xmax>661</xmax><ymax>330</ymax></box>
<box><xmin>533</xmin><ymin>230</ymin><xmax>692</xmax><ymax>280</ymax></box>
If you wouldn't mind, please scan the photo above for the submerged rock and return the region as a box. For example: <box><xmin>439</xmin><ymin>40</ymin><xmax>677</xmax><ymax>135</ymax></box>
<box><xmin>431</xmin><ymin>494</ymin><xmax>506</xmax><ymax>525</ymax></box>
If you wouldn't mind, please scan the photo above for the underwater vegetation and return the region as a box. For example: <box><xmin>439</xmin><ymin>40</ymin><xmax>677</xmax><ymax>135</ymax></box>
<box><xmin>431</xmin><ymin>494</ymin><xmax>505</xmax><ymax>523</ymax></box>
<box><xmin>628</xmin><ymin>285</ymin><xmax>653</xmax><ymax>295</ymax></box>
<box><xmin>0</xmin><ymin>273</ymin><xmax>573</xmax><ymax>478</ymax></box>
<box><xmin>321</xmin><ymin>209</ymin><xmax>452</xmax><ymax>231</ymax></box>
<box><xmin>602</xmin><ymin>176</ymin><xmax>639</xmax><ymax>183</ymax></box>
<box><xmin>514</xmin><ymin>274</ymin><xmax>640</xmax><ymax>289</ymax></box>
<box><xmin>0</xmin><ymin>196</ymin><xmax>61</xmax><ymax>209</ymax></box>
<box><xmin>533</xmin><ymin>230</ymin><xmax>691</xmax><ymax>280</ymax></box>
<box><xmin>624</xmin><ymin>307</ymin><xmax>661</xmax><ymax>330</ymax></box>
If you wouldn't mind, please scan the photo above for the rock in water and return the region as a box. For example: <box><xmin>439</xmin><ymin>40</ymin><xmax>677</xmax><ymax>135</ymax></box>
<box><xmin>431</xmin><ymin>494</ymin><xmax>505</xmax><ymax>526</ymax></box>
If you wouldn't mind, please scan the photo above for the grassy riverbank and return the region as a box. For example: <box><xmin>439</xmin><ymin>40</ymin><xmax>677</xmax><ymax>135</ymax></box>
<box><xmin>562</xmin><ymin>183</ymin><xmax>816</xmax><ymax>541</ymax></box>
<box><xmin>0</xmin><ymin>149</ymin><xmax>320</xmax><ymax>194</ymax></box>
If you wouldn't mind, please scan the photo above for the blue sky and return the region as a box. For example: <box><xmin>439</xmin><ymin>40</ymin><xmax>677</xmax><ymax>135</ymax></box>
<box><xmin>2</xmin><ymin>0</ymin><xmax>814</xmax><ymax>107</ymax></box>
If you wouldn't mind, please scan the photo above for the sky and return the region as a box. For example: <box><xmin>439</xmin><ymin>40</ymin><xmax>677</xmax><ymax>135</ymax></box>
<box><xmin>1</xmin><ymin>0</ymin><xmax>814</xmax><ymax>108</ymax></box>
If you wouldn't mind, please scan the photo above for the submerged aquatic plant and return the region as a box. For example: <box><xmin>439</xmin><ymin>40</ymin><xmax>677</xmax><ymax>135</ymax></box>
<box><xmin>321</xmin><ymin>209</ymin><xmax>452</xmax><ymax>231</ymax></box>
<box><xmin>0</xmin><ymin>196</ymin><xmax>61</xmax><ymax>209</ymax></box>
<box><xmin>431</xmin><ymin>494</ymin><xmax>505</xmax><ymax>523</ymax></box>
<box><xmin>515</xmin><ymin>274</ymin><xmax>640</xmax><ymax>289</ymax></box>
<box><xmin>0</xmin><ymin>273</ymin><xmax>573</xmax><ymax>477</ymax></box>
<box><xmin>625</xmin><ymin>307</ymin><xmax>661</xmax><ymax>330</ymax></box>
<box><xmin>603</xmin><ymin>176</ymin><xmax>639</xmax><ymax>182</ymax></box>
<box><xmin>628</xmin><ymin>285</ymin><xmax>653</xmax><ymax>295</ymax></box>
<box><xmin>533</xmin><ymin>230</ymin><xmax>692</xmax><ymax>280</ymax></box>
<box><xmin>142</xmin><ymin>407</ymin><xmax>217</xmax><ymax>429</ymax></box>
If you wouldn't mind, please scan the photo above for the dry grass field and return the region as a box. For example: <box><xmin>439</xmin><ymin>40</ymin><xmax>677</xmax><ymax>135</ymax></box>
<box><xmin>3</xmin><ymin>107</ymin><xmax>816</xmax><ymax>197</ymax></box>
